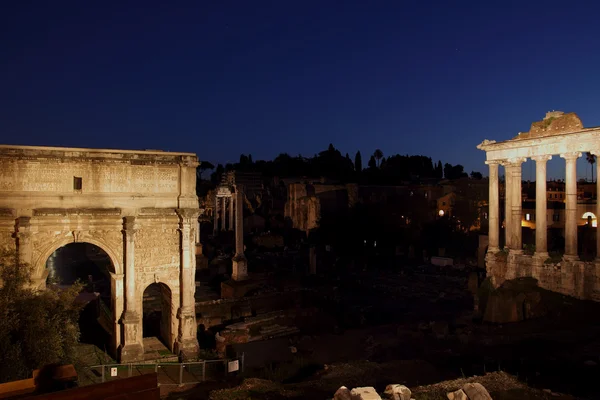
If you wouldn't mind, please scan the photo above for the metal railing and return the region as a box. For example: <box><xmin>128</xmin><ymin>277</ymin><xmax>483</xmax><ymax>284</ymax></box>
<box><xmin>82</xmin><ymin>354</ymin><xmax>244</xmax><ymax>387</ymax></box>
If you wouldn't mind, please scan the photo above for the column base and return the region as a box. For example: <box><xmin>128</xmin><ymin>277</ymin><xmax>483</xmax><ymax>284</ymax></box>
<box><xmin>487</xmin><ymin>246</ymin><xmax>500</xmax><ymax>253</ymax></box>
<box><xmin>174</xmin><ymin>339</ymin><xmax>200</xmax><ymax>361</ymax></box>
<box><xmin>563</xmin><ymin>254</ymin><xmax>579</xmax><ymax>262</ymax></box>
<box><xmin>119</xmin><ymin>343</ymin><xmax>144</xmax><ymax>363</ymax></box>
<box><xmin>509</xmin><ymin>249</ymin><xmax>523</xmax><ymax>255</ymax></box>
<box><xmin>534</xmin><ymin>251</ymin><xmax>549</xmax><ymax>260</ymax></box>
<box><xmin>232</xmin><ymin>254</ymin><xmax>248</xmax><ymax>281</ymax></box>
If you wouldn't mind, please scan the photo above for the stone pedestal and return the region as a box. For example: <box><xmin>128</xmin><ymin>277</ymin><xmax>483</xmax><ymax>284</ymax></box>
<box><xmin>175</xmin><ymin>307</ymin><xmax>200</xmax><ymax>360</ymax></box>
<box><xmin>232</xmin><ymin>254</ymin><xmax>248</xmax><ymax>281</ymax></box>
<box><xmin>119</xmin><ymin>311</ymin><xmax>144</xmax><ymax>362</ymax></box>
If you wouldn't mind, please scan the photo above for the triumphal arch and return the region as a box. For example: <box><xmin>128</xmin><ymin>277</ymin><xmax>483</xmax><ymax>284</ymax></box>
<box><xmin>0</xmin><ymin>145</ymin><xmax>200</xmax><ymax>362</ymax></box>
<box><xmin>478</xmin><ymin>111</ymin><xmax>600</xmax><ymax>301</ymax></box>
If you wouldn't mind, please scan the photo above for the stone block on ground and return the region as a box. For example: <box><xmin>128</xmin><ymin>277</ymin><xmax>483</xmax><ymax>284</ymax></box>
<box><xmin>350</xmin><ymin>386</ymin><xmax>382</xmax><ymax>400</ymax></box>
<box><xmin>447</xmin><ymin>388</ymin><xmax>468</xmax><ymax>400</ymax></box>
<box><xmin>462</xmin><ymin>383</ymin><xmax>492</xmax><ymax>400</ymax></box>
<box><xmin>334</xmin><ymin>386</ymin><xmax>352</xmax><ymax>400</ymax></box>
<box><xmin>383</xmin><ymin>384</ymin><xmax>411</xmax><ymax>400</ymax></box>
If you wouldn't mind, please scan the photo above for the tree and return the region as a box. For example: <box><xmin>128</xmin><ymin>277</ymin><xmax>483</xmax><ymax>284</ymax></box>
<box><xmin>586</xmin><ymin>152</ymin><xmax>596</xmax><ymax>183</ymax></box>
<box><xmin>436</xmin><ymin>160</ymin><xmax>443</xmax><ymax>179</ymax></box>
<box><xmin>355</xmin><ymin>151</ymin><xmax>363</xmax><ymax>173</ymax></box>
<box><xmin>470</xmin><ymin>171</ymin><xmax>483</xmax><ymax>180</ymax></box>
<box><xmin>374</xmin><ymin>149</ymin><xmax>384</xmax><ymax>168</ymax></box>
<box><xmin>368</xmin><ymin>155</ymin><xmax>377</xmax><ymax>169</ymax></box>
<box><xmin>0</xmin><ymin>251</ymin><xmax>83</xmax><ymax>382</ymax></box>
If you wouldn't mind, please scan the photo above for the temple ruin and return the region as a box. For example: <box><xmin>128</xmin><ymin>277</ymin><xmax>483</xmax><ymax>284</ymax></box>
<box><xmin>478</xmin><ymin>111</ymin><xmax>600</xmax><ymax>300</ymax></box>
<box><xmin>0</xmin><ymin>145</ymin><xmax>201</xmax><ymax>362</ymax></box>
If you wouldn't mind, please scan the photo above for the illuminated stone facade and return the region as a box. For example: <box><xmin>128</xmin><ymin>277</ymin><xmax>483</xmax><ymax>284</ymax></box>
<box><xmin>0</xmin><ymin>145</ymin><xmax>200</xmax><ymax>362</ymax></box>
<box><xmin>478</xmin><ymin>112</ymin><xmax>600</xmax><ymax>301</ymax></box>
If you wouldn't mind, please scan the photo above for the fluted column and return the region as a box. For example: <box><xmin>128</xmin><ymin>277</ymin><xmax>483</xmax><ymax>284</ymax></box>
<box><xmin>228</xmin><ymin>196</ymin><xmax>234</xmax><ymax>230</ymax></box>
<box><xmin>213</xmin><ymin>195</ymin><xmax>219</xmax><ymax>234</ymax></box>
<box><xmin>120</xmin><ymin>216</ymin><xmax>144</xmax><ymax>362</ymax></box>
<box><xmin>507</xmin><ymin>158</ymin><xmax>525</xmax><ymax>253</ymax></box>
<box><xmin>16</xmin><ymin>217</ymin><xmax>43</xmax><ymax>288</ymax></box>
<box><xmin>562</xmin><ymin>152</ymin><xmax>581</xmax><ymax>260</ymax></box>
<box><xmin>232</xmin><ymin>186</ymin><xmax>248</xmax><ymax>281</ymax></box>
<box><xmin>503</xmin><ymin>162</ymin><xmax>513</xmax><ymax>249</ymax></box>
<box><xmin>175</xmin><ymin>209</ymin><xmax>200</xmax><ymax>358</ymax></box>
<box><xmin>110</xmin><ymin>273</ymin><xmax>124</xmax><ymax>356</ymax></box>
<box><xmin>220</xmin><ymin>197</ymin><xmax>226</xmax><ymax>231</ymax></box>
<box><xmin>485</xmin><ymin>161</ymin><xmax>501</xmax><ymax>252</ymax></box>
<box><xmin>533</xmin><ymin>155</ymin><xmax>552</xmax><ymax>259</ymax></box>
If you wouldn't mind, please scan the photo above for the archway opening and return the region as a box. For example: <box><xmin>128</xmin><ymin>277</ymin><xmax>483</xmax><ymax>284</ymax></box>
<box><xmin>582</xmin><ymin>212</ymin><xmax>597</xmax><ymax>227</ymax></box>
<box><xmin>142</xmin><ymin>283</ymin><xmax>173</xmax><ymax>350</ymax></box>
<box><xmin>45</xmin><ymin>242</ymin><xmax>114</xmax><ymax>351</ymax></box>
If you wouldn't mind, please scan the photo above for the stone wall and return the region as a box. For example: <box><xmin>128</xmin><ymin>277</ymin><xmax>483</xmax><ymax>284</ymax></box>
<box><xmin>486</xmin><ymin>252</ymin><xmax>600</xmax><ymax>301</ymax></box>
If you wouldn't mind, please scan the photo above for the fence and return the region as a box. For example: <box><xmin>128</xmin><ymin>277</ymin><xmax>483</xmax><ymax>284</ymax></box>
<box><xmin>80</xmin><ymin>354</ymin><xmax>244</xmax><ymax>387</ymax></box>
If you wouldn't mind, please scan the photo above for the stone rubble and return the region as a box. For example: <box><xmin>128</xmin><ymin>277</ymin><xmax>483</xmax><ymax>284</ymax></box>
<box><xmin>350</xmin><ymin>386</ymin><xmax>382</xmax><ymax>400</ymax></box>
<box><xmin>334</xmin><ymin>382</ymin><xmax>493</xmax><ymax>400</ymax></box>
<box><xmin>462</xmin><ymin>383</ymin><xmax>492</xmax><ymax>400</ymax></box>
<box><xmin>447</xmin><ymin>388</ymin><xmax>468</xmax><ymax>400</ymax></box>
<box><xmin>383</xmin><ymin>384</ymin><xmax>412</xmax><ymax>400</ymax></box>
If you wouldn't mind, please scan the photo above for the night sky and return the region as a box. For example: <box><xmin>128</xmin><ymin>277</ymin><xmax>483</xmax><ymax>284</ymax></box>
<box><xmin>2</xmin><ymin>1</ymin><xmax>600</xmax><ymax>179</ymax></box>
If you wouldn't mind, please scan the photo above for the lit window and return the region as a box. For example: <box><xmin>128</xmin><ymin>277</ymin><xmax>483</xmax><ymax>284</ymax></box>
<box><xmin>525</xmin><ymin>213</ymin><xmax>530</xmax><ymax>221</ymax></box>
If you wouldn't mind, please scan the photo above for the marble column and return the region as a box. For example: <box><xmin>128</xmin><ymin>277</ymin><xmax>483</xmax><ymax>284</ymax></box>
<box><xmin>120</xmin><ymin>216</ymin><xmax>144</xmax><ymax>362</ymax></box>
<box><xmin>232</xmin><ymin>187</ymin><xmax>248</xmax><ymax>281</ymax></box>
<box><xmin>213</xmin><ymin>195</ymin><xmax>219</xmax><ymax>234</ymax></box>
<box><xmin>16</xmin><ymin>217</ymin><xmax>42</xmax><ymax>288</ymax></box>
<box><xmin>533</xmin><ymin>155</ymin><xmax>552</xmax><ymax>259</ymax></box>
<box><xmin>220</xmin><ymin>197</ymin><xmax>226</xmax><ymax>231</ymax></box>
<box><xmin>485</xmin><ymin>161</ymin><xmax>501</xmax><ymax>252</ymax></box>
<box><xmin>503</xmin><ymin>162</ymin><xmax>513</xmax><ymax>249</ymax></box>
<box><xmin>110</xmin><ymin>273</ymin><xmax>124</xmax><ymax>357</ymax></box>
<box><xmin>175</xmin><ymin>209</ymin><xmax>200</xmax><ymax>358</ymax></box>
<box><xmin>508</xmin><ymin>158</ymin><xmax>525</xmax><ymax>253</ymax></box>
<box><xmin>228</xmin><ymin>196</ymin><xmax>234</xmax><ymax>231</ymax></box>
<box><xmin>562</xmin><ymin>152</ymin><xmax>581</xmax><ymax>260</ymax></box>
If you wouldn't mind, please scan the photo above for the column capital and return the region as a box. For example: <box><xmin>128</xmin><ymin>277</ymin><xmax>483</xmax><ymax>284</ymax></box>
<box><xmin>560</xmin><ymin>152</ymin><xmax>582</xmax><ymax>161</ymax></box>
<box><xmin>484</xmin><ymin>160</ymin><xmax>503</xmax><ymax>166</ymax></box>
<box><xmin>502</xmin><ymin>157</ymin><xmax>527</xmax><ymax>166</ymax></box>
<box><xmin>531</xmin><ymin>155</ymin><xmax>553</xmax><ymax>162</ymax></box>
<box><xmin>122</xmin><ymin>216</ymin><xmax>139</xmax><ymax>233</ymax></box>
<box><xmin>176</xmin><ymin>208</ymin><xmax>200</xmax><ymax>222</ymax></box>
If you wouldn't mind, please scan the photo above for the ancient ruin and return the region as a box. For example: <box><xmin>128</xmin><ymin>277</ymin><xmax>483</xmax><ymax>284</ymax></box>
<box><xmin>0</xmin><ymin>145</ymin><xmax>201</xmax><ymax>362</ymax></box>
<box><xmin>478</xmin><ymin>111</ymin><xmax>600</xmax><ymax>300</ymax></box>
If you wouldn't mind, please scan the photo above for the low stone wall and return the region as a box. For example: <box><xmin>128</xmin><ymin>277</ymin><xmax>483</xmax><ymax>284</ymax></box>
<box><xmin>195</xmin><ymin>289</ymin><xmax>309</xmax><ymax>328</ymax></box>
<box><xmin>486</xmin><ymin>251</ymin><xmax>600</xmax><ymax>301</ymax></box>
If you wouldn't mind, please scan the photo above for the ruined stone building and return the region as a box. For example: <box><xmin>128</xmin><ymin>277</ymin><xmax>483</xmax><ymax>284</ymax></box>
<box><xmin>0</xmin><ymin>145</ymin><xmax>201</xmax><ymax>362</ymax></box>
<box><xmin>284</xmin><ymin>181</ymin><xmax>442</xmax><ymax>232</ymax></box>
<box><xmin>478</xmin><ymin>111</ymin><xmax>600</xmax><ymax>301</ymax></box>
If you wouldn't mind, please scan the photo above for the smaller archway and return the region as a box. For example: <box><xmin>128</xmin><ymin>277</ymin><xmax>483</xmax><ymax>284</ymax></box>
<box><xmin>582</xmin><ymin>212</ymin><xmax>597</xmax><ymax>227</ymax></box>
<box><xmin>142</xmin><ymin>283</ymin><xmax>173</xmax><ymax>351</ymax></box>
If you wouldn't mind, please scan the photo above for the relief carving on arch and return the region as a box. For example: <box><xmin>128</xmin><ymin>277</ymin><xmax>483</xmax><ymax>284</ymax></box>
<box><xmin>134</xmin><ymin>227</ymin><xmax>179</xmax><ymax>271</ymax></box>
<box><xmin>31</xmin><ymin>228</ymin><xmax>124</xmax><ymax>275</ymax></box>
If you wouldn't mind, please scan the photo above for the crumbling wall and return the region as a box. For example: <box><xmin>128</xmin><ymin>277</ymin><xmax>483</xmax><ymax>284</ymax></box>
<box><xmin>516</xmin><ymin>111</ymin><xmax>583</xmax><ymax>139</ymax></box>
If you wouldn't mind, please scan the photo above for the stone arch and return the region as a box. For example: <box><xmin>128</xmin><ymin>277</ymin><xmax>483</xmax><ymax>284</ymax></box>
<box><xmin>34</xmin><ymin>234</ymin><xmax>122</xmax><ymax>278</ymax></box>
<box><xmin>38</xmin><ymin>236</ymin><xmax>124</xmax><ymax>358</ymax></box>
<box><xmin>141</xmin><ymin>281</ymin><xmax>177</xmax><ymax>352</ymax></box>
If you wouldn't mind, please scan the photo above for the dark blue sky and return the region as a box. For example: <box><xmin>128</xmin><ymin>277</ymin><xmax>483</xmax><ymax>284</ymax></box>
<box><xmin>2</xmin><ymin>1</ymin><xmax>600</xmax><ymax>179</ymax></box>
